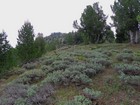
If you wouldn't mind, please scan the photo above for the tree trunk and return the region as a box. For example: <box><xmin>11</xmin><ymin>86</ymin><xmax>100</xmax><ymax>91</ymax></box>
<box><xmin>96</xmin><ymin>34</ymin><xmax>100</xmax><ymax>43</ymax></box>
<box><xmin>130</xmin><ymin>30</ymin><xmax>140</xmax><ymax>44</ymax></box>
<box><xmin>129</xmin><ymin>31</ymin><xmax>135</xmax><ymax>44</ymax></box>
<box><xmin>135</xmin><ymin>31</ymin><xmax>139</xmax><ymax>44</ymax></box>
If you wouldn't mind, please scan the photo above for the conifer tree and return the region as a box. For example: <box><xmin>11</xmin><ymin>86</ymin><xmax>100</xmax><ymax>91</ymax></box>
<box><xmin>0</xmin><ymin>31</ymin><xmax>11</xmax><ymax>71</ymax></box>
<box><xmin>17</xmin><ymin>21</ymin><xmax>35</xmax><ymax>62</ymax></box>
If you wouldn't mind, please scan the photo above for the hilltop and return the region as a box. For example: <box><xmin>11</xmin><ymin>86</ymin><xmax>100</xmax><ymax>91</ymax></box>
<box><xmin>0</xmin><ymin>44</ymin><xmax>140</xmax><ymax>105</ymax></box>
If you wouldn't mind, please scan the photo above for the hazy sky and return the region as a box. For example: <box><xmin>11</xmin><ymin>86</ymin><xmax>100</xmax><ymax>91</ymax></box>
<box><xmin>0</xmin><ymin>0</ymin><xmax>115</xmax><ymax>47</ymax></box>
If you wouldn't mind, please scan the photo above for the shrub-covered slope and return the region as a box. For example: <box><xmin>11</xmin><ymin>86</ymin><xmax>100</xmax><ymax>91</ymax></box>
<box><xmin>0</xmin><ymin>44</ymin><xmax>140</xmax><ymax>105</ymax></box>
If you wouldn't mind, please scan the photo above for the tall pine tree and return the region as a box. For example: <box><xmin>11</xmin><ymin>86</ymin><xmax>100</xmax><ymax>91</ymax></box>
<box><xmin>0</xmin><ymin>31</ymin><xmax>11</xmax><ymax>71</ymax></box>
<box><xmin>73</xmin><ymin>2</ymin><xmax>108</xmax><ymax>43</ymax></box>
<box><xmin>17</xmin><ymin>21</ymin><xmax>35</xmax><ymax>63</ymax></box>
<box><xmin>34</xmin><ymin>33</ymin><xmax>46</xmax><ymax>57</ymax></box>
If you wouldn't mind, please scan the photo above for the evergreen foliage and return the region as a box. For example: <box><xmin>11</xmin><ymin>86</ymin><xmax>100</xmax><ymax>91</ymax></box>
<box><xmin>0</xmin><ymin>31</ymin><xmax>11</xmax><ymax>72</ymax></box>
<box><xmin>17</xmin><ymin>21</ymin><xmax>36</xmax><ymax>62</ymax></box>
<box><xmin>111</xmin><ymin>0</ymin><xmax>140</xmax><ymax>43</ymax></box>
<box><xmin>74</xmin><ymin>2</ymin><xmax>108</xmax><ymax>43</ymax></box>
<box><xmin>34</xmin><ymin>33</ymin><xmax>46</xmax><ymax>57</ymax></box>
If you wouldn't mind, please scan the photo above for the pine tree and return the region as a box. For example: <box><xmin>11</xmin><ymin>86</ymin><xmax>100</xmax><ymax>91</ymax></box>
<box><xmin>0</xmin><ymin>31</ymin><xmax>11</xmax><ymax>71</ymax></box>
<box><xmin>34</xmin><ymin>33</ymin><xmax>46</xmax><ymax>57</ymax></box>
<box><xmin>17</xmin><ymin>21</ymin><xmax>35</xmax><ymax>62</ymax></box>
<box><xmin>111</xmin><ymin>0</ymin><xmax>140</xmax><ymax>43</ymax></box>
<box><xmin>74</xmin><ymin>2</ymin><xmax>107</xmax><ymax>43</ymax></box>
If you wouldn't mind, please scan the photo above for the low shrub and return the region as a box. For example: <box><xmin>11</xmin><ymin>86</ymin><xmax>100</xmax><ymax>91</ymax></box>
<box><xmin>102</xmin><ymin>50</ymin><xmax>112</xmax><ymax>57</ymax></box>
<box><xmin>13</xmin><ymin>69</ymin><xmax>45</xmax><ymax>84</ymax></box>
<box><xmin>14</xmin><ymin>98</ymin><xmax>27</xmax><ymax>105</ymax></box>
<box><xmin>122</xmin><ymin>49</ymin><xmax>133</xmax><ymax>53</ymax></box>
<box><xmin>0</xmin><ymin>84</ymin><xmax>29</xmax><ymax>105</ymax></box>
<box><xmin>42</xmin><ymin>71</ymin><xmax>64</xmax><ymax>86</ymax></box>
<box><xmin>0</xmin><ymin>83</ymin><xmax>54</xmax><ymax>105</ymax></box>
<box><xmin>114</xmin><ymin>64</ymin><xmax>140</xmax><ymax>75</ymax></box>
<box><xmin>132</xmin><ymin>61</ymin><xmax>140</xmax><ymax>67</ymax></box>
<box><xmin>120</xmin><ymin>73</ymin><xmax>140</xmax><ymax>86</ymax></box>
<box><xmin>91</xmin><ymin>58</ymin><xmax>111</xmax><ymax>67</ymax></box>
<box><xmin>84</xmin><ymin>63</ymin><xmax>104</xmax><ymax>77</ymax></box>
<box><xmin>42</xmin><ymin>70</ymin><xmax>92</xmax><ymax>86</ymax></box>
<box><xmin>41</xmin><ymin>65</ymin><xmax>53</xmax><ymax>74</ymax></box>
<box><xmin>83</xmin><ymin>88</ymin><xmax>102</xmax><ymax>100</ymax></box>
<box><xmin>66</xmin><ymin>64</ymin><xmax>86</xmax><ymax>73</ymax></box>
<box><xmin>65</xmin><ymin>95</ymin><xmax>92</xmax><ymax>105</ymax></box>
<box><xmin>13</xmin><ymin>68</ymin><xmax>26</xmax><ymax>75</ymax></box>
<box><xmin>42</xmin><ymin>58</ymin><xmax>54</xmax><ymax>65</ymax></box>
<box><xmin>51</xmin><ymin>60</ymin><xmax>70</xmax><ymax>70</ymax></box>
<box><xmin>22</xmin><ymin>62</ymin><xmax>39</xmax><ymax>70</ymax></box>
<box><xmin>116</xmin><ymin>53</ymin><xmax>134</xmax><ymax>62</ymax></box>
<box><xmin>27</xmin><ymin>83</ymin><xmax>54</xmax><ymax>105</ymax></box>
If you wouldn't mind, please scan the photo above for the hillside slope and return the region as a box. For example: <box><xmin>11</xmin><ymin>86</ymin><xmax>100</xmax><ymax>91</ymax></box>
<box><xmin>0</xmin><ymin>44</ymin><xmax>140</xmax><ymax>105</ymax></box>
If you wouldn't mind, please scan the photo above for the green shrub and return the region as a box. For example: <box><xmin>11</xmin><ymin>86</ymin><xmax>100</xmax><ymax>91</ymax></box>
<box><xmin>83</xmin><ymin>88</ymin><xmax>102</xmax><ymax>100</ymax></box>
<box><xmin>66</xmin><ymin>64</ymin><xmax>86</xmax><ymax>73</ymax></box>
<box><xmin>42</xmin><ymin>58</ymin><xmax>54</xmax><ymax>65</ymax></box>
<box><xmin>43</xmin><ymin>71</ymin><xmax>64</xmax><ymax>85</ymax></box>
<box><xmin>42</xmin><ymin>69</ymin><xmax>92</xmax><ymax>86</ymax></box>
<box><xmin>120</xmin><ymin>73</ymin><xmax>140</xmax><ymax>86</ymax></box>
<box><xmin>65</xmin><ymin>95</ymin><xmax>92</xmax><ymax>105</ymax></box>
<box><xmin>102</xmin><ymin>50</ymin><xmax>112</xmax><ymax>56</ymax></box>
<box><xmin>0</xmin><ymin>84</ymin><xmax>29</xmax><ymax>105</ymax></box>
<box><xmin>84</xmin><ymin>63</ymin><xmax>104</xmax><ymax>77</ymax></box>
<box><xmin>41</xmin><ymin>65</ymin><xmax>53</xmax><ymax>74</ymax></box>
<box><xmin>122</xmin><ymin>49</ymin><xmax>133</xmax><ymax>53</ymax></box>
<box><xmin>0</xmin><ymin>83</ymin><xmax>54</xmax><ymax>105</ymax></box>
<box><xmin>51</xmin><ymin>60</ymin><xmax>70</xmax><ymax>70</ymax></box>
<box><xmin>22</xmin><ymin>62</ymin><xmax>39</xmax><ymax>70</ymax></box>
<box><xmin>132</xmin><ymin>61</ymin><xmax>140</xmax><ymax>66</ymax></box>
<box><xmin>74</xmin><ymin>95</ymin><xmax>92</xmax><ymax>104</ymax></box>
<box><xmin>72</xmin><ymin>72</ymin><xmax>92</xmax><ymax>86</ymax></box>
<box><xmin>13</xmin><ymin>68</ymin><xmax>26</xmax><ymax>75</ymax></box>
<box><xmin>116</xmin><ymin>53</ymin><xmax>134</xmax><ymax>62</ymax></box>
<box><xmin>91</xmin><ymin>58</ymin><xmax>111</xmax><ymax>67</ymax></box>
<box><xmin>27</xmin><ymin>83</ymin><xmax>54</xmax><ymax>105</ymax></box>
<box><xmin>15</xmin><ymin>98</ymin><xmax>27</xmax><ymax>105</ymax></box>
<box><xmin>114</xmin><ymin>63</ymin><xmax>140</xmax><ymax>75</ymax></box>
<box><xmin>27</xmin><ymin>85</ymin><xmax>38</xmax><ymax>97</ymax></box>
<box><xmin>13</xmin><ymin>69</ymin><xmax>45</xmax><ymax>84</ymax></box>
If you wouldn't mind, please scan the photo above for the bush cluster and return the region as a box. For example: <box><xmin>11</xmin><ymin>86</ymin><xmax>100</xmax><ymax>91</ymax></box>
<box><xmin>13</xmin><ymin>69</ymin><xmax>45</xmax><ymax>84</ymax></box>
<box><xmin>39</xmin><ymin>49</ymin><xmax>108</xmax><ymax>87</ymax></box>
<box><xmin>114</xmin><ymin>63</ymin><xmax>140</xmax><ymax>75</ymax></box>
<box><xmin>90</xmin><ymin>58</ymin><xmax>111</xmax><ymax>67</ymax></box>
<box><xmin>116</xmin><ymin>49</ymin><xmax>134</xmax><ymax>62</ymax></box>
<box><xmin>114</xmin><ymin>63</ymin><xmax>140</xmax><ymax>86</ymax></box>
<box><xmin>42</xmin><ymin>70</ymin><xmax>92</xmax><ymax>86</ymax></box>
<box><xmin>65</xmin><ymin>95</ymin><xmax>92</xmax><ymax>105</ymax></box>
<box><xmin>65</xmin><ymin>88</ymin><xmax>102</xmax><ymax>105</ymax></box>
<box><xmin>41</xmin><ymin>59</ymin><xmax>105</xmax><ymax>86</ymax></box>
<box><xmin>83</xmin><ymin>88</ymin><xmax>102</xmax><ymax>100</ymax></box>
<box><xmin>120</xmin><ymin>73</ymin><xmax>140</xmax><ymax>86</ymax></box>
<box><xmin>0</xmin><ymin>83</ymin><xmax>54</xmax><ymax>105</ymax></box>
<box><xmin>22</xmin><ymin>62</ymin><xmax>39</xmax><ymax>70</ymax></box>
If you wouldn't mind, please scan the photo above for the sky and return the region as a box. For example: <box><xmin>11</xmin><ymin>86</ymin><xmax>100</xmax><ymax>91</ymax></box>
<box><xmin>0</xmin><ymin>0</ymin><xmax>115</xmax><ymax>47</ymax></box>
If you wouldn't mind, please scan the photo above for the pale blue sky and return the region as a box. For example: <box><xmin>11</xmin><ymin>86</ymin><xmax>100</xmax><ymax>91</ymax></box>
<box><xmin>0</xmin><ymin>0</ymin><xmax>115</xmax><ymax>47</ymax></box>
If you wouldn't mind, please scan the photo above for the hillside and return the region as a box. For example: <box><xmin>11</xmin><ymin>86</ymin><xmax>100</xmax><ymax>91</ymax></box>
<box><xmin>44</xmin><ymin>32</ymin><xmax>65</xmax><ymax>43</ymax></box>
<box><xmin>0</xmin><ymin>44</ymin><xmax>140</xmax><ymax>105</ymax></box>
